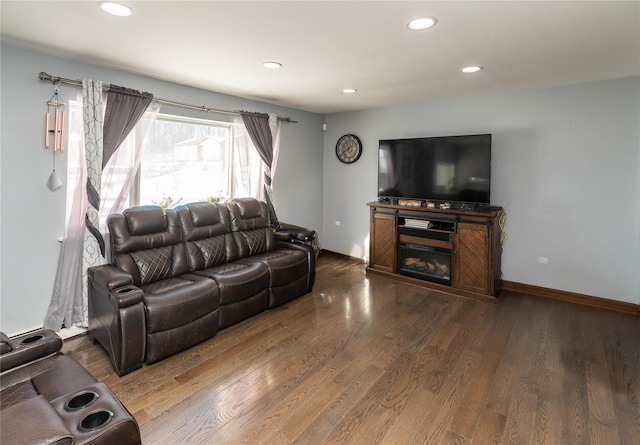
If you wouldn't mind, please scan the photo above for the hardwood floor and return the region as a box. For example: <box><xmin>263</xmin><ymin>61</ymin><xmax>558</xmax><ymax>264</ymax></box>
<box><xmin>62</xmin><ymin>252</ymin><xmax>640</xmax><ymax>444</ymax></box>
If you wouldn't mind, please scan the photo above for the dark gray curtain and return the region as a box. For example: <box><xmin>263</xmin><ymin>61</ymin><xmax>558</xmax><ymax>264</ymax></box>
<box><xmin>88</xmin><ymin>85</ymin><xmax>153</xmax><ymax>256</ymax></box>
<box><xmin>240</xmin><ymin>111</ymin><xmax>279</xmax><ymax>227</ymax></box>
<box><xmin>103</xmin><ymin>85</ymin><xmax>153</xmax><ymax>167</ymax></box>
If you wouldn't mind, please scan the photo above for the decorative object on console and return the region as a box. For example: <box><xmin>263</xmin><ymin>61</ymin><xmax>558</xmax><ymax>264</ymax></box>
<box><xmin>45</xmin><ymin>82</ymin><xmax>65</xmax><ymax>191</ymax></box>
<box><xmin>499</xmin><ymin>203</ymin><xmax>509</xmax><ymax>246</ymax></box>
<box><xmin>398</xmin><ymin>199</ymin><xmax>423</xmax><ymax>207</ymax></box>
<box><xmin>335</xmin><ymin>134</ymin><xmax>363</xmax><ymax>164</ymax></box>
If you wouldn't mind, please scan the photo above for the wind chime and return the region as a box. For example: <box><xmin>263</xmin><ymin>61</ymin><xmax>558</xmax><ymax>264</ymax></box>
<box><xmin>45</xmin><ymin>83</ymin><xmax>65</xmax><ymax>190</ymax></box>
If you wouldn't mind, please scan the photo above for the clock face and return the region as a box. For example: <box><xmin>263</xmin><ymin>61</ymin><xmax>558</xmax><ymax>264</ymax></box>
<box><xmin>336</xmin><ymin>134</ymin><xmax>362</xmax><ymax>164</ymax></box>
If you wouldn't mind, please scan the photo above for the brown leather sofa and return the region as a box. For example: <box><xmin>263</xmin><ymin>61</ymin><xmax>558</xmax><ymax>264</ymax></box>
<box><xmin>0</xmin><ymin>330</ymin><xmax>141</xmax><ymax>445</ymax></box>
<box><xmin>88</xmin><ymin>198</ymin><xmax>316</xmax><ymax>376</ymax></box>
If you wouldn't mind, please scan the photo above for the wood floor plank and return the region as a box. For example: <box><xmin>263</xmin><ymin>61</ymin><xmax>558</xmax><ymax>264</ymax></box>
<box><xmin>379</xmin><ymin>386</ymin><xmax>436</xmax><ymax>444</ymax></box>
<box><xmin>561</xmin><ymin>306</ymin><xmax>591</xmax><ymax>445</ymax></box>
<box><xmin>470</xmin><ymin>408</ymin><xmax>507</xmax><ymax>444</ymax></box>
<box><xmin>410</xmin><ymin>348</ymin><xmax>480</xmax><ymax>444</ymax></box>
<box><xmin>325</xmin><ymin>351</ymin><xmax>422</xmax><ymax>444</ymax></box>
<box><xmin>601</xmin><ymin>313</ymin><xmax>640</xmax><ymax>445</ymax></box>
<box><xmin>586</xmin><ymin>361</ymin><xmax>620</xmax><ymax>444</ymax></box>
<box><xmin>59</xmin><ymin>252</ymin><xmax>640</xmax><ymax>445</ymax></box>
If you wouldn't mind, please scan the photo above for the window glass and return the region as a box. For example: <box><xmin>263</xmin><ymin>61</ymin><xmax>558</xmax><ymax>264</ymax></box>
<box><xmin>138</xmin><ymin>115</ymin><xmax>235</xmax><ymax>207</ymax></box>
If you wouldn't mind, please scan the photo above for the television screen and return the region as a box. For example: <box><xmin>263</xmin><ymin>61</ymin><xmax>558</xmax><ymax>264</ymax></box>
<box><xmin>378</xmin><ymin>134</ymin><xmax>491</xmax><ymax>204</ymax></box>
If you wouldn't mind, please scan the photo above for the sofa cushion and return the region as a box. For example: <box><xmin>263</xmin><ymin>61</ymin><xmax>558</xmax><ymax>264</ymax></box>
<box><xmin>242</xmin><ymin>249</ymin><xmax>308</xmax><ymax>288</ymax></box>
<box><xmin>141</xmin><ymin>273</ymin><xmax>220</xmax><ymax>364</ymax></box>
<box><xmin>141</xmin><ymin>275</ymin><xmax>219</xmax><ymax>334</ymax></box>
<box><xmin>196</xmin><ymin>262</ymin><xmax>269</xmax><ymax>306</ymax></box>
<box><xmin>228</xmin><ymin>198</ymin><xmax>271</xmax><ymax>232</ymax></box>
<box><xmin>1</xmin><ymin>395</ymin><xmax>73</xmax><ymax>445</ymax></box>
<box><xmin>232</xmin><ymin>228</ymin><xmax>272</xmax><ymax>257</ymax></box>
<box><xmin>109</xmin><ymin>209</ymin><xmax>189</xmax><ymax>285</ymax></box>
<box><xmin>177</xmin><ymin>201</ymin><xmax>270</xmax><ymax>328</ymax></box>
<box><xmin>124</xmin><ymin>205</ymin><xmax>167</xmax><ymax>235</ymax></box>
<box><xmin>130</xmin><ymin>246</ymin><xmax>175</xmax><ymax>285</ymax></box>
<box><xmin>110</xmin><ymin>207</ymin><xmax>181</xmax><ymax>254</ymax></box>
<box><xmin>0</xmin><ymin>355</ymin><xmax>97</xmax><ymax>410</ymax></box>
<box><xmin>177</xmin><ymin>202</ymin><xmax>239</xmax><ymax>267</ymax></box>
<box><xmin>0</xmin><ymin>380</ymin><xmax>38</xmax><ymax>410</ymax></box>
<box><xmin>178</xmin><ymin>201</ymin><xmax>230</xmax><ymax>235</ymax></box>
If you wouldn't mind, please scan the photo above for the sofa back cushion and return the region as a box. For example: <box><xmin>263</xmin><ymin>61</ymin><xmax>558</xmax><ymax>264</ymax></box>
<box><xmin>228</xmin><ymin>198</ymin><xmax>277</xmax><ymax>258</ymax></box>
<box><xmin>108</xmin><ymin>206</ymin><xmax>188</xmax><ymax>286</ymax></box>
<box><xmin>177</xmin><ymin>202</ymin><xmax>239</xmax><ymax>269</ymax></box>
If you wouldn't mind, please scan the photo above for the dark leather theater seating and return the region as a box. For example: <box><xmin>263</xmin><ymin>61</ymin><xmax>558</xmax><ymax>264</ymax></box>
<box><xmin>88</xmin><ymin>198</ymin><xmax>316</xmax><ymax>376</ymax></box>
<box><xmin>0</xmin><ymin>330</ymin><xmax>141</xmax><ymax>445</ymax></box>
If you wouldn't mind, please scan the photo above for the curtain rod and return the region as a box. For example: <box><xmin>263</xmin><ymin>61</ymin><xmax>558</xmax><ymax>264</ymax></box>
<box><xmin>38</xmin><ymin>72</ymin><xmax>298</xmax><ymax>123</ymax></box>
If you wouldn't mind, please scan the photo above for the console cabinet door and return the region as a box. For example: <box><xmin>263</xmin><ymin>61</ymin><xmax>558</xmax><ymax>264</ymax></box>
<box><xmin>453</xmin><ymin>221</ymin><xmax>490</xmax><ymax>294</ymax></box>
<box><xmin>370</xmin><ymin>210</ymin><xmax>396</xmax><ymax>273</ymax></box>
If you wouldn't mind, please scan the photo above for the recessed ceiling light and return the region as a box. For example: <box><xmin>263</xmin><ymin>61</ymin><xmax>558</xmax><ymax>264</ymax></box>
<box><xmin>342</xmin><ymin>89</ymin><xmax>357</xmax><ymax>94</ymax></box>
<box><xmin>98</xmin><ymin>1</ymin><xmax>133</xmax><ymax>17</ymax></box>
<box><xmin>262</xmin><ymin>61</ymin><xmax>282</xmax><ymax>69</ymax></box>
<box><xmin>408</xmin><ymin>17</ymin><xmax>437</xmax><ymax>30</ymax></box>
<box><xmin>461</xmin><ymin>66</ymin><xmax>483</xmax><ymax>73</ymax></box>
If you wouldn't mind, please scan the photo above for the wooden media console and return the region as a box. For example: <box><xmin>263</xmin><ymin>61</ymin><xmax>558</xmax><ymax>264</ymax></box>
<box><xmin>367</xmin><ymin>201</ymin><xmax>503</xmax><ymax>303</ymax></box>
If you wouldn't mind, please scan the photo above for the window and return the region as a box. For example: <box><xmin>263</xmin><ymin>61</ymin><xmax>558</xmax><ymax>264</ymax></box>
<box><xmin>134</xmin><ymin>114</ymin><xmax>263</xmax><ymax>207</ymax></box>
<box><xmin>65</xmin><ymin>104</ymin><xmax>263</xmax><ymax>223</ymax></box>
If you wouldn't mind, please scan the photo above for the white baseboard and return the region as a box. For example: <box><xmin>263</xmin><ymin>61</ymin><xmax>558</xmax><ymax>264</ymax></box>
<box><xmin>57</xmin><ymin>325</ymin><xmax>88</xmax><ymax>339</ymax></box>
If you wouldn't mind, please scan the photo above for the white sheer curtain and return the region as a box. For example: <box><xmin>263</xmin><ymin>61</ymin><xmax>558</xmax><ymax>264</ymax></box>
<box><xmin>44</xmin><ymin>87</ymin><xmax>160</xmax><ymax>331</ymax></box>
<box><xmin>267</xmin><ymin>113</ymin><xmax>281</xmax><ymax>204</ymax></box>
<box><xmin>232</xmin><ymin>116</ymin><xmax>264</xmax><ymax>199</ymax></box>
<box><xmin>45</xmin><ymin>81</ymin><xmax>104</xmax><ymax>330</ymax></box>
<box><xmin>232</xmin><ymin>113</ymin><xmax>281</xmax><ymax>203</ymax></box>
<box><xmin>100</xmin><ymin>101</ymin><xmax>161</xmax><ymax>258</ymax></box>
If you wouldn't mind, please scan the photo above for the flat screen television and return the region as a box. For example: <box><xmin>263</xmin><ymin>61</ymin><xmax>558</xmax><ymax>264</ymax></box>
<box><xmin>378</xmin><ymin>134</ymin><xmax>491</xmax><ymax>205</ymax></box>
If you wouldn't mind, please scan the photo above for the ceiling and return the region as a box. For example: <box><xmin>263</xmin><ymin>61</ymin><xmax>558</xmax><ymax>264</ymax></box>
<box><xmin>2</xmin><ymin>1</ymin><xmax>639</xmax><ymax>114</ymax></box>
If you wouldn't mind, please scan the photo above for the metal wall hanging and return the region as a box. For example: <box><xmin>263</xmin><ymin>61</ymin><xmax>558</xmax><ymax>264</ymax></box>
<box><xmin>45</xmin><ymin>83</ymin><xmax>65</xmax><ymax>190</ymax></box>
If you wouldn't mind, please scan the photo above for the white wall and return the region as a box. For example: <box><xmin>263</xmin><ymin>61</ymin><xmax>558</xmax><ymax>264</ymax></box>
<box><xmin>0</xmin><ymin>45</ymin><xmax>324</xmax><ymax>335</ymax></box>
<box><xmin>322</xmin><ymin>77</ymin><xmax>640</xmax><ymax>305</ymax></box>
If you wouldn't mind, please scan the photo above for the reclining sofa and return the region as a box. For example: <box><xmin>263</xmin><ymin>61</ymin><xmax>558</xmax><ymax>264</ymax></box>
<box><xmin>0</xmin><ymin>329</ymin><xmax>140</xmax><ymax>445</ymax></box>
<box><xmin>88</xmin><ymin>198</ymin><xmax>316</xmax><ymax>376</ymax></box>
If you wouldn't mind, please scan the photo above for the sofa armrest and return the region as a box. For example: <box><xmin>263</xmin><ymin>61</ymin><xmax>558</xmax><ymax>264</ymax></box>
<box><xmin>273</xmin><ymin>223</ymin><xmax>316</xmax><ymax>243</ymax></box>
<box><xmin>90</xmin><ymin>264</ymin><xmax>134</xmax><ymax>292</ymax></box>
<box><xmin>88</xmin><ymin>266</ymin><xmax>146</xmax><ymax>376</ymax></box>
<box><xmin>277</xmin><ymin>241</ymin><xmax>317</xmax><ymax>292</ymax></box>
<box><xmin>0</xmin><ymin>330</ymin><xmax>63</xmax><ymax>373</ymax></box>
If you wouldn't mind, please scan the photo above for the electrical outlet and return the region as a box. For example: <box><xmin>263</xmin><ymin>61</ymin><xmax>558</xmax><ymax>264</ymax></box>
<box><xmin>538</xmin><ymin>256</ymin><xmax>548</xmax><ymax>265</ymax></box>
<box><xmin>335</xmin><ymin>220</ymin><xmax>341</xmax><ymax>226</ymax></box>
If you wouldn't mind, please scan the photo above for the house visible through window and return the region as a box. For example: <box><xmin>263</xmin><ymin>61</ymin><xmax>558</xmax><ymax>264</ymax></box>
<box><xmin>66</xmin><ymin>103</ymin><xmax>263</xmax><ymax>227</ymax></box>
<box><xmin>135</xmin><ymin>114</ymin><xmax>262</xmax><ymax>207</ymax></box>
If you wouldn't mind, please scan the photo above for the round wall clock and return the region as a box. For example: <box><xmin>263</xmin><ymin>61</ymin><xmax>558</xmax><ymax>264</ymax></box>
<box><xmin>335</xmin><ymin>134</ymin><xmax>362</xmax><ymax>164</ymax></box>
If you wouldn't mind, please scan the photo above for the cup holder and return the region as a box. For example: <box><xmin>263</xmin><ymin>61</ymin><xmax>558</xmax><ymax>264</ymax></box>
<box><xmin>20</xmin><ymin>334</ymin><xmax>44</xmax><ymax>344</ymax></box>
<box><xmin>78</xmin><ymin>410</ymin><xmax>113</xmax><ymax>433</ymax></box>
<box><xmin>65</xmin><ymin>391</ymin><xmax>99</xmax><ymax>412</ymax></box>
<box><xmin>117</xmin><ymin>288</ymin><xmax>135</xmax><ymax>294</ymax></box>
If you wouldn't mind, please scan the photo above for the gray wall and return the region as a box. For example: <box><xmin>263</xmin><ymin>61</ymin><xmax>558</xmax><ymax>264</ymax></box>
<box><xmin>322</xmin><ymin>77</ymin><xmax>640</xmax><ymax>305</ymax></box>
<box><xmin>0</xmin><ymin>45</ymin><xmax>324</xmax><ymax>335</ymax></box>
